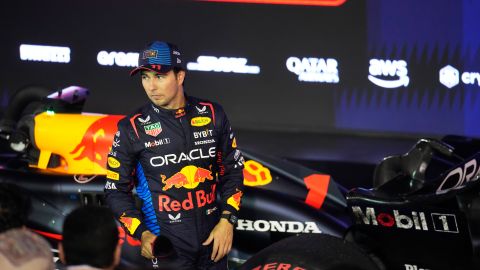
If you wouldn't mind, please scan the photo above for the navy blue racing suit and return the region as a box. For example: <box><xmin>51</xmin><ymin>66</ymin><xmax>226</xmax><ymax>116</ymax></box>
<box><xmin>104</xmin><ymin>96</ymin><xmax>244</xmax><ymax>269</ymax></box>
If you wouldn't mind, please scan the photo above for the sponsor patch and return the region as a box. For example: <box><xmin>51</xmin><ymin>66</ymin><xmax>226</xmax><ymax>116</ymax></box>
<box><xmin>168</xmin><ymin>213</ymin><xmax>182</xmax><ymax>223</ymax></box>
<box><xmin>108</xmin><ymin>157</ymin><xmax>121</xmax><ymax>168</ymax></box>
<box><xmin>191</xmin><ymin>117</ymin><xmax>211</xmax><ymax>127</ymax></box>
<box><xmin>105</xmin><ymin>181</ymin><xmax>117</xmax><ymax>190</ymax></box>
<box><xmin>143</xmin><ymin>50</ymin><xmax>157</xmax><ymax>59</ymax></box>
<box><xmin>144</xmin><ymin>122</ymin><xmax>162</xmax><ymax>137</ymax></box>
<box><xmin>206</xmin><ymin>206</ymin><xmax>218</xmax><ymax>215</ymax></box>
<box><xmin>107</xmin><ymin>170</ymin><xmax>119</xmax><ymax>180</ymax></box>
<box><xmin>138</xmin><ymin>115</ymin><xmax>151</xmax><ymax>124</ymax></box>
<box><xmin>227</xmin><ymin>189</ymin><xmax>243</xmax><ymax>211</ymax></box>
<box><xmin>112</xmin><ymin>138</ymin><xmax>120</xmax><ymax>148</ymax></box>
<box><xmin>196</xmin><ymin>105</ymin><xmax>208</xmax><ymax>114</ymax></box>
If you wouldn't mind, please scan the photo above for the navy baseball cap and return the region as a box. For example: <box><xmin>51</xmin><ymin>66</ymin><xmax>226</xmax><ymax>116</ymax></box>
<box><xmin>130</xmin><ymin>41</ymin><xmax>184</xmax><ymax>76</ymax></box>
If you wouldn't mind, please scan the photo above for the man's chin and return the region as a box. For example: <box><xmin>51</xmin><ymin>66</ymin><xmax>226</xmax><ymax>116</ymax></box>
<box><xmin>150</xmin><ymin>99</ymin><xmax>167</xmax><ymax>107</ymax></box>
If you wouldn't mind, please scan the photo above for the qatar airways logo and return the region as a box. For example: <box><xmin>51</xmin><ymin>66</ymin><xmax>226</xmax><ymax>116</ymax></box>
<box><xmin>286</xmin><ymin>57</ymin><xmax>339</xmax><ymax>83</ymax></box>
<box><xmin>368</xmin><ymin>59</ymin><xmax>409</xmax><ymax>88</ymax></box>
<box><xmin>352</xmin><ymin>206</ymin><xmax>459</xmax><ymax>233</ymax></box>
<box><xmin>150</xmin><ymin>147</ymin><xmax>216</xmax><ymax>167</ymax></box>
<box><xmin>19</xmin><ymin>44</ymin><xmax>71</xmax><ymax>63</ymax></box>
<box><xmin>97</xmin><ymin>51</ymin><xmax>139</xmax><ymax>67</ymax></box>
<box><xmin>187</xmin><ymin>56</ymin><xmax>260</xmax><ymax>74</ymax></box>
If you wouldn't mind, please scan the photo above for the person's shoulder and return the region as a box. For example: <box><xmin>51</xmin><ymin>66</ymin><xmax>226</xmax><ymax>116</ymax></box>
<box><xmin>117</xmin><ymin>103</ymin><xmax>151</xmax><ymax>127</ymax></box>
<box><xmin>188</xmin><ymin>96</ymin><xmax>225</xmax><ymax>113</ymax></box>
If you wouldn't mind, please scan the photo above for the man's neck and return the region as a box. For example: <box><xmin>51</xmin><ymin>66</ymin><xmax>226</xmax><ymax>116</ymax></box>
<box><xmin>160</xmin><ymin>89</ymin><xmax>186</xmax><ymax>110</ymax></box>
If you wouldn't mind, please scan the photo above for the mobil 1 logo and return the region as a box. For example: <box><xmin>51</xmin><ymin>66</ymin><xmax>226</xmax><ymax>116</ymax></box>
<box><xmin>351</xmin><ymin>206</ymin><xmax>459</xmax><ymax>233</ymax></box>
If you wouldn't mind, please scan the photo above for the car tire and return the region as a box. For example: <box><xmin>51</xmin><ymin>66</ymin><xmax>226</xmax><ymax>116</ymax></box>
<box><xmin>239</xmin><ymin>233</ymin><xmax>380</xmax><ymax>270</ymax></box>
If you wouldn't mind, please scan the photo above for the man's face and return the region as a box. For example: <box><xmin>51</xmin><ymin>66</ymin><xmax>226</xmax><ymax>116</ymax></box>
<box><xmin>141</xmin><ymin>70</ymin><xmax>185</xmax><ymax>109</ymax></box>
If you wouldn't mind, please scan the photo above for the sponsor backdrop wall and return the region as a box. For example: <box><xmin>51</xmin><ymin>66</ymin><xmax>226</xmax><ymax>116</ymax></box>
<box><xmin>1</xmin><ymin>0</ymin><xmax>479</xmax><ymax>137</ymax></box>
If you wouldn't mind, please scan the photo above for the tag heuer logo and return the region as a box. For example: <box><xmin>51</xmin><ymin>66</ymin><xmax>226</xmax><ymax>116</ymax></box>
<box><xmin>144</xmin><ymin>122</ymin><xmax>162</xmax><ymax>137</ymax></box>
<box><xmin>143</xmin><ymin>50</ymin><xmax>158</xmax><ymax>59</ymax></box>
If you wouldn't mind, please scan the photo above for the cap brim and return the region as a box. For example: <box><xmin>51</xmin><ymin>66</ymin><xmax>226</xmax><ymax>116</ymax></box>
<box><xmin>130</xmin><ymin>65</ymin><xmax>173</xmax><ymax>76</ymax></box>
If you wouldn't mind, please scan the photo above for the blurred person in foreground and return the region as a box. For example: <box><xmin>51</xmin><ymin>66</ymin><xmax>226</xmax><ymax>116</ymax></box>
<box><xmin>0</xmin><ymin>182</ymin><xmax>31</xmax><ymax>233</ymax></box>
<box><xmin>58</xmin><ymin>206</ymin><xmax>121</xmax><ymax>270</ymax></box>
<box><xmin>0</xmin><ymin>183</ymin><xmax>53</xmax><ymax>270</ymax></box>
<box><xmin>104</xmin><ymin>40</ymin><xmax>244</xmax><ymax>269</ymax></box>
<box><xmin>0</xmin><ymin>228</ymin><xmax>54</xmax><ymax>270</ymax></box>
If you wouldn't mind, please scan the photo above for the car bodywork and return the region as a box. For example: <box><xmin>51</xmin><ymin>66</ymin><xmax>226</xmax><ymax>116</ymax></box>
<box><xmin>4</xmin><ymin>85</ymin><xmax>479</xmax><ymax>270</ymax></box>
<box><xmin>0</xmin><ymin>86</ymin><xmax>350</xmax><ymax>269</ymax></box>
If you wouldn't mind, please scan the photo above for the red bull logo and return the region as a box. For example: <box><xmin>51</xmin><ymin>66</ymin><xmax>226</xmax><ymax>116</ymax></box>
<box><xmin>159</xmin><ymin>184</ymin><xmax>217</xmax><ymax>212</ymax></box>
<box><xmin>119</xmin><ymin>213</ymin><xmax>141</xmax><ymax>235</ymax></box>
<box><xmin>70</xmin><ymin>115</ymin><xmax>124</xmax><ymax>169</ymax></box>
<box><xmin>161</xmin><ymin>165</ymin><xmax>213</xmax><ymax>191</ymax></box>
<box><xmin>227</xmin><ymin>189</ymin><xmax>243</xmax><ymax>211</ymax></box>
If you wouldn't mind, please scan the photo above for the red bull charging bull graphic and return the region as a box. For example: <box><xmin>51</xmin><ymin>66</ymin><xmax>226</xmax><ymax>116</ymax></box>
<box><xmin>70</xmin><ymin>115</ymin><xmax>124</xmax><ymax>168</ymax></box>
<box><xmin>161</xmin><ymin>165</ymin><xmax>213</xmax><ymax>191</ymax></box>
<box><xmin>158</xmin><ymin>165</ymin><xmax>217</xmax><ymax>212</ymax></box>
<box><xmin>32</xmin><ymin>112</ymin><xmax>124</xmax><ymax>175</ymax></box>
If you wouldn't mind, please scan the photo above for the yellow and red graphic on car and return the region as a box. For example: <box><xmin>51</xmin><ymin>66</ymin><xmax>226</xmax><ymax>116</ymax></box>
<box><xmin>161</xmin><ymin>165</ymin><xmax>214</xmax><ymax>191</ymax></box>
<box><xmin>119</xmin><ymin>213</ymin><xmax>141</xmax><ymax>235</ymax></box>
<box><xmin>32</xmin><ymin>112</ymin><xmax>124</xmax><ymax>175</ymax></box>
<box><xmin>243</xmin><ymin>160</ymin><xmax>272</xmax><ymax>187</ymax></box>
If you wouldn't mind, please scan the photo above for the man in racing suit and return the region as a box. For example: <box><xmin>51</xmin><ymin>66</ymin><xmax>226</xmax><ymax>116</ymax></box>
<box><xmin>104</xmin><ymin>41</ymin><xmax>244</xmax><ymax>269</ymax></box>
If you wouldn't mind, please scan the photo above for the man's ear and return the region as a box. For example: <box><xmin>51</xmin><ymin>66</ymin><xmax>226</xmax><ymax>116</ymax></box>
<box><xmin>176</xmin><ymin>70</ymin><xmax>186</xmax><ymax>86</ymax></box>
<box><xmin>58</xmin><ymin>242</ymin><xmax>66</xmax><ymax>264</ymax></box>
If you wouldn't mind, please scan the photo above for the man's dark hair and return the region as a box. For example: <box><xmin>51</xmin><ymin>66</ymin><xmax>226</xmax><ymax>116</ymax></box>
<box><xmin>62</xmin><ymin>206</ymin><xmax>118</xmax><ymax>268</ymax></box>
<box><xmin>0</xmin><ymin>183</ymin><xmax>31</xmax><ymax>233</ymax></box>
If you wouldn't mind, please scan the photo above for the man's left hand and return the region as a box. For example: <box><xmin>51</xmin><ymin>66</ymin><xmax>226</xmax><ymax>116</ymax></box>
<box><xmin>202</xmin><ymin>217</ymin><xmax>233</xmax><ymax>262</ymax></box>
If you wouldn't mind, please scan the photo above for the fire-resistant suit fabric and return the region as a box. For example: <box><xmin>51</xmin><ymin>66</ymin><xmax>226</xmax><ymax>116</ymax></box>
<box><xmin>104</xmin><ymin>96</ymin><xmax>244</xmax><ymax>269</ymax></box>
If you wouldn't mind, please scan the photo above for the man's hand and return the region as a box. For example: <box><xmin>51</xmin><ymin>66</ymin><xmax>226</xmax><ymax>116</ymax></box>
<box><xmin>141</xmin><ymin>230</ymin><xmax>157</xmax><ymax>259</ymax></box>
<box><xmin>202</xmin><ymin>217</ymin><xmax>234</xmax><ymax>262</ymax></box>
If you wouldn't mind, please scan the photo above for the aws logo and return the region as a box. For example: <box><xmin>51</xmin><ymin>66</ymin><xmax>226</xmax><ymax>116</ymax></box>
<box><xmin>368</xmin><ymin>59</ymin><xmax>409</xmax><ymax>88</ymax></box>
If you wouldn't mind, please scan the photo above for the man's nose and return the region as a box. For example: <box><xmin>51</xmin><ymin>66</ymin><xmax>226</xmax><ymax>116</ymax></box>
<box><xmin>146</xmin><ymin>80</ymin><xmax>157</xmax><ymax>91</ymax></box>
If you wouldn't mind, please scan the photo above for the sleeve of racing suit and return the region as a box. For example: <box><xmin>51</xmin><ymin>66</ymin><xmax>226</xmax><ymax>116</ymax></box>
<box><xmin>215</xmin><ymin>105</ymin><xmax>245</xmax><ymax>216</ymax></box>
<box><xmin>104</xmin><ymin>119</ymin><xmax>148</xmax><ymax>240</ymax></box>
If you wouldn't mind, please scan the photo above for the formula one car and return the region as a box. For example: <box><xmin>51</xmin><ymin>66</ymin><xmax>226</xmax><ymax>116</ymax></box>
<box><xmin>240</xmin><ymin>136</ymin><xmax>480</xmax><ymax>270</ymax></box>
<box><xmin>3</xmin><ymin>85</ymin><xmax>480</xmax><ymax>270</ymax></box>
<box><xmin>0</xmin><ymin>86</ymin><xmax>350</xmax><ymax>269</ymax></box>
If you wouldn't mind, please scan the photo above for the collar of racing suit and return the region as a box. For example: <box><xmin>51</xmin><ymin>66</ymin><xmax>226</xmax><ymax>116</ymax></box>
<box><xmin>149</xmin><ymin>93</ymin><xmax>193</xmax><ymax>118</ymax></box>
